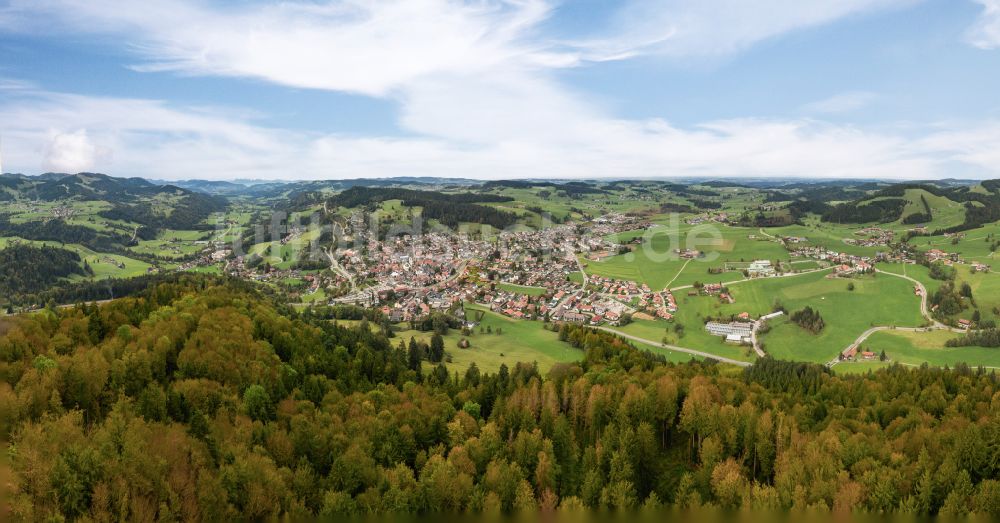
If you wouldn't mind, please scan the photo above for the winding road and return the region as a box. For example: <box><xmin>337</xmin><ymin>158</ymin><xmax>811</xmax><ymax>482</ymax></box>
<box><xmin>826</xmin><ymin>268</ymin><xmax>965</xmax><ymax>367</ymax></box>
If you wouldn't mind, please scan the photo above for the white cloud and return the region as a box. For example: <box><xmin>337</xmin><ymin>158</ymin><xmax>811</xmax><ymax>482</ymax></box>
<box><xmin>42</xmin><ymin>129</ymin><xmax>105</xmax><ymax>172</ymax></box>
<box><xmin>1</xmin><ymin>0</ymin><xmax>998</xmax><ymax>181</ymax></box>
<box><xmin>802</xmin><ymin>91</ymin><xmax>879</xmax><ymax>114</ymax></box>
<box><xmin>580</xmin><ymin>0</ymin><xmax>919</xmax><ymax>59</ymax></box>
<box><xmin>4</xmin><ymin>84</ymin><xmax>999</xmax><ymax>181</ymax></box>
<box><xmin>6</xmin><ymin>0</ymin><xmax>561</xmax><ymax>97</ymax></box>
<box><xmin>967</xmin><ymin>0</ymin><xmax>1000</xmax><ymax>49</ymax></box>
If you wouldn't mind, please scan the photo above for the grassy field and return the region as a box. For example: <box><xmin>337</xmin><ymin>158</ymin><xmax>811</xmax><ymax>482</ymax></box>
<box><xmin>582</xmin><ymin>223</ymin><xmax>788</xmax><ymax>289</ymax></box>
<box><xmin>834</xmin><ymin>360</ymin><xmax>892</xmax><ymax>374</ymax></box>
<box><xmin>896</xmin><ymin>189</ymin><xmax>967</xmax><ymax>231</ymax></box>
<box><xmin>910</xmin><ymin>222</ymin><xmax>1000</xmax><ymax>263</ymax></box>
<box><xmin>0</xmin><ymin>236</ymin><xmax>153</xmax><ymax>280</ymax></box>
<box><xmin>616</xmin><ymin>318</ymin><xmax>757</xmax><ymax>362</ymax></box>
<box><xmin>397</xmin><ymin>305</ymin><xmax>581</xmax><ymax>374</ymax></box>
<box><xmin>768</xmin><ymin>219</ymin><xmax>887</xmax><ymax>257</ymax></box>
<box><xmin>129</xmin><ymin>229</ymin><xmax>210</xmax><ymax>259</ymax></box>
<box><xmin>949</xmin><ymin>264</ymin><xmax>1000</xmax><ymax>324</ymax></box>
<box><xmin>496</xmin><ymin>283</ymin><xmax>547</xmax><ymax>296</ymax></box>
<box><xmin>592</xmin><ymin>268</ymin><xmax>924</xmax><ymax>365</ymax></box>
<box><xmin>482</xmin><ymin>186</ymin><xmax>662</xmax><ymax>223</ymax></box>
<box><xmin>752</xmin><ymin>272</ymin><xmax>925</xmax><ymax>363</ymax></box>
<box><xmin>863</xmin><ymin>329</ymin><xmax>1000</xmax><ymax>368</ymax></box>
<box><xmin>397</xmin><ymin>304</ymin><xmax>700</xmax><ymax>374</ymax></box>
<box><xmin>877</xmin><ymin>262</ymin><xmax>1000</xmax><ymax>325</ymax></box>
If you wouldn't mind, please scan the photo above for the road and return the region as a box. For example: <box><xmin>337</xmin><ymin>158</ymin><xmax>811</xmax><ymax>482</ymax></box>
<box><xmin>757</xmin><ymin>227</ymin><xmax>777</xmax><ymax>240</ymax></box>
<box><xmin>594</xmin><ymin>326</ymin><xmax>752</xmax><ymax>367</ymax></box>
<box><xmin>873</xmin><ymin>268</ymin><xmax>957</xmax><ymax>330</ymax></box>
<box><xmin>572</xmin><ymin>250</ymin><xmax>589</xmax><ymax>291</ymax></box>
<box><xmin>661</xmin><ymin>258</ymin><xmax>692</xmax><ymax>291</ymax></box>
<box><xmin>749</xmin><ymin>320</ymin><xmax>767</xmax><ymax>358</ymax></box>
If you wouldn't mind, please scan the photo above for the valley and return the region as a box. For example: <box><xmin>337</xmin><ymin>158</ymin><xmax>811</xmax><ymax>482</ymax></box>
<box><xmin>3</xmin><ymin>173</ymin><xmax>1000</xmax><ymax>373</ymax></box>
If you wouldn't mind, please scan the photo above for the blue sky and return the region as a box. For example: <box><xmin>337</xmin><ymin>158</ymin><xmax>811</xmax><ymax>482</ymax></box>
<box><xmin>1</xmin><ymin>0</ymin><xmax>999</xmax><ymax>180</ymax></box>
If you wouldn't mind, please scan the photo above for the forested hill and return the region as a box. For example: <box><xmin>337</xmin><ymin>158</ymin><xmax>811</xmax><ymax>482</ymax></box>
<box><xmin>327</xmin><ymin>186</ymin><xmax>520</xmax><ymax>228</ymax></box>
<box><xmin>2</xmin><ymin>277</ymin><xmax>1000</xmax><ymax>518</ymax></box>
<box><xmin>819</xmin><ymin>181</ymin><xmax>1000</xmax><ymax>232</ymax></box>
<box><xmin>0</xmin><ymin>172</ymin><xmax>227</xmax><ymax>252</ymax></box>
<box><xmin>0</xmin><ymin>244</ymin><xmax>88</xmax><ymax>297</ymax></box>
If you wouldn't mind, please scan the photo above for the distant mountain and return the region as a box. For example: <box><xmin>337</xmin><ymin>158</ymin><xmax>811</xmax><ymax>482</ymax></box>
<box><xmin>162</xmin><ymin>179</ymin><xmax>252</xmax><ymax>196</ymax></box>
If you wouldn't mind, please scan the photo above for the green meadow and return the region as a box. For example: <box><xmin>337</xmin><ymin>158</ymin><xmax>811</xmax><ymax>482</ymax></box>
<box><xmin>612</xmin><ymin>269</ymin><xmax>927</xmax><ymax>364</ymax></box>
<box><xmin>834</xmin><ymin>360</ymin><xmax>892</xmax><ymax>374</ymax></box>
<box><xmin>768</xmin><ymin>219</ymin><xmax>887</xmax><ymax>257</ymax></box>
<box><xmin>615</xmin><ymin>317</ymin><xmax>756</xmax><ymax>363</ymax></box>
<box><xmin>0</xmin><ymin>236</ymin><xmax>153</xmax><ymax>280</ymax></box>
<box><xmin>863</xmin><ymin>329</ymin><xmax>1000</xmax><ymax>368</ymax></box>
<box><xmin>746</xmin><ymin>271</ymin><xmax>926</xmax><ymax>363</ymax></box>
<box><xmin>496</xmin><ymin>283</ymin><xmax>547</xmax><ymax>296</ymax></box>
<box><xmin>397</xmin><ymin>304</ymin><xmax>699</xmax><ymax>374</ymax></box>
<box><xmin>129</xmin><ymin>229</ymin><xmax>210</xmax><ymax>259</ymax></box>
<box><xmin>913</xmin><ymin>222</ymin><xmax>1000</xmax><ymax>262</ymax></box>
<box><xmin>582</xmin><ymin>223</ymin><xmax>789</xmax><ymax>289</ymax></box>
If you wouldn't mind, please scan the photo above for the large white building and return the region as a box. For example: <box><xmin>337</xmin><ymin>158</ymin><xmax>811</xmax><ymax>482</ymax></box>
<box><xmin>747</xmin><ymin>260</ymin><xmax>776</xmax><ymax>277</ymax></box>
<box><xmin>705</xmin><ymin>321</ymin><xmax>754</xmax><ymax>340</ymax></box>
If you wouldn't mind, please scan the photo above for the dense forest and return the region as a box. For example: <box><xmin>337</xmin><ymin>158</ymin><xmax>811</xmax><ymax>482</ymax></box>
<box><xmin>0</xmin><ymin>217</ymin><xmax>130</xmax><ymax>253</ymax></box>
<box><xmin>329</xmin><ymin>187</ymin><xmax>513</xmax><ymax>208</ymax></box>
<box><xmin>0</xmin><ymin>245</ymin><xmax>87</xmax><ymax>298</ymax></box>
<box><xmin>481</xmin><ymin>180</ymin><xmax>607</xmax><ymax>196</ymax></box>
<box><xmin>99</xmin><ymin>192</ymin><xmax>227</xmax><ymax>234</ymax></box>
<box><xmin>822</xmin><ymin>199</ymin><xmax>906</xmax><ymax>224</ymax></box>
<box><xmin>2</xmin><ymin>278</ymin><xmax>1000</xmax><ymax>519</ymax></box>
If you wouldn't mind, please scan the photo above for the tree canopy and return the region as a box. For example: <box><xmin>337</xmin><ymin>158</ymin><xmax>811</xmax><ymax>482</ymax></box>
<box><xmin>1</xmin><ymin>278</ymin><xmax>1000</xmax><ymax>518</ymax></box>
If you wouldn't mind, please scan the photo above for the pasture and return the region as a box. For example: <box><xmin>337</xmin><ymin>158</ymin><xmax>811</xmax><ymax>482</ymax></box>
<box><xmin>399</xmin><ymin>304</ymin><xmax>698</xmax><ymax>374</ymax></box>
<box><xmin>748</xmin><ymin>271</ymin><xmax>926</xmax><ymax>363</ymax></box>
<box><xmin>0</xmin><ymin>236</ymin><xmax>153</xmax><ymax>280</ymax></box>
<box><xmin>605</xmin><ymin>268</ymin><xmax>923</xmax><ymax>365</ymax></box>
<box><xmin>863</xmin><ymin>329</ymin><xmax>1000</xmax><ymax>369</ymax></box>
<box><xmin>582</xmin><ymin>223</ymin><xmax>789</xmax><ymax>289</ymax></box>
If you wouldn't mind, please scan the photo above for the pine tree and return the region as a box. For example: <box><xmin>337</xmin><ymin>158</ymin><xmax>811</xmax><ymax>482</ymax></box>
<box><xmin>407</xmin><ymin>337</ymin><xmax>422</xmax><ymax>371</ymax></box>
<box><xmin>429</xmin><ymin>333</ymin><xmax>445</xmax><ymax>363</ymax></box>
